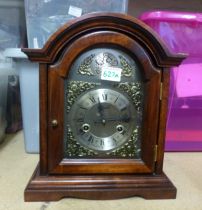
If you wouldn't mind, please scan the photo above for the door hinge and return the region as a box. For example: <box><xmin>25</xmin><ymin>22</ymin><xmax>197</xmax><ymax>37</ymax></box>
<box><xmin>160</xmin><ymin>82</ymin><xmax>163</xmax><ymax>101</ymax></box>
<box><xmin>154</xmin><ymin>145</ymin><xmax>158</xmax><ymax>162</ymax></box>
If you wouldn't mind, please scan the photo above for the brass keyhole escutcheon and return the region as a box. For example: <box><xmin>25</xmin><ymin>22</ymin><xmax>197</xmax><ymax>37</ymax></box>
<box><xmin>51</xmin><ymin>119</ymin><xmax>58</xmax><ymax>127</ymax></box>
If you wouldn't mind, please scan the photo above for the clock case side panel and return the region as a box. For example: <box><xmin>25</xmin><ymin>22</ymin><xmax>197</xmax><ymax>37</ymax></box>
<box><xmin>47</xmin><ymin>31</ymin><xmax>162</xmax><ymax>175</ymax></box>
<box><xmin>155</xmin><ymin>68</ymin><xmax>171</xmax><ymax>173</ymax></box>
<box><xmin>39</xmin><ymin>64</ymin><xmax>49</xmax><ymax>175</ymax></box>
<box><xmin>47</xmin><ymin>70</ymin><xmax>65</xmax><ymax>171</ymax></box>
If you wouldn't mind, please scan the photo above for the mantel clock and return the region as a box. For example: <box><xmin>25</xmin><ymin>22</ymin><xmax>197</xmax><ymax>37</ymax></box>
<box><xmin>22</xmin><ymin>13</ymin><xmax>185</xmax><ymax>201</ymax></box>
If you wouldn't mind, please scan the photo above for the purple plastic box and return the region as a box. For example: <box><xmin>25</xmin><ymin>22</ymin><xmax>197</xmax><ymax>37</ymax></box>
<box><xmin>139</xmin><ymin>11</ymin><xmax>202</xmax><ymax>151</ymax></box>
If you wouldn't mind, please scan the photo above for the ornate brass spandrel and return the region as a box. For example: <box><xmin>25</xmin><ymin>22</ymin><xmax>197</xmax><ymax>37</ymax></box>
<box><xmin>64</xmin><ymin>125</ymin><xmax>97</xmax><ymax>157</ymax></box>
<box><xmin>64</xmin><ymin>81</ymin><xmax>143</xmax><ymax>159</ymax></box>
<box><xmin>95</xmin><ymin>52</ymin><xmax>118</xmax><ymax>66</ymax></box>
<box><xmin>107</xmin><ymin>126</ymin><xmax>141</xmax><ymax>158</ymax></box>
<box><xmin>77</xmin><ymin>50</ymin><xmax>135</xmax><ymax>78</ymax></box>
<box><xmin>65</xmin><ymin>81</ymin><xmax>98</xmax><ymax>113</ymax></box>
<box><xmin>94</xmin><ymin>52</ymin><xmax>119</xmax><ymax>75</ymax></box>
<box><xmin>119</xmin><ymin>55</ymin><xmax>133</xmax><ymax>77</ymax></box>
<box><xmin>64</xmin><ymin>125</ymin><xmax>141</xmax><ymax>159</ymax></box>
<box><xmin>78</xmin><ymin>54</ymin><xmax>95</xmax><ymax>76</ymax></box>
<box><xmin>65</xmin><ymin>81</ymin><xmax>144</xmax><ymax>114</ymax></box>
<box><xmin>116</xmin><ymin>82</ymin><xmax>144</xmax><ymax>112</ymax></box>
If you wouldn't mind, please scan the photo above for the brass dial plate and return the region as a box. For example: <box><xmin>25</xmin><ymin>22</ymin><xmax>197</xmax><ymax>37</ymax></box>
<box><xmin>63</xmin><ymin>48</ymin><xmax>144</xmax><ymax>159</ymax></box>
<box><xmin>69</xmin><ymin>88</ymin><xmax>136</xmax><ymax>152</ymax></box>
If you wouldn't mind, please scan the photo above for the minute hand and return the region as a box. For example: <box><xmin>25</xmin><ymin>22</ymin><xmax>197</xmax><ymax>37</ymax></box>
<box><xmin>94</xmin><ymin>116</ymin><xmax>130</xmax><ymax>123</ymax></box>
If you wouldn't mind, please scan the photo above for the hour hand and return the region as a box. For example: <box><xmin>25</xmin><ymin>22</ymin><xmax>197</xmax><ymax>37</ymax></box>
<box><xmin>97</xmin><ymin>98</ymin><xmax>105</xmax><ymax>119</ymax></box>
<box><xmin>97</xmin><ymin>98</ymin><xmax>103</xmax><ymax>113</ymax></box>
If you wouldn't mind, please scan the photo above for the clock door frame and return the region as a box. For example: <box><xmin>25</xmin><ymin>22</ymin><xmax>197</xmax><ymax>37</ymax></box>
<box><xmin>47</xmin><ymin>31</ymin><xmax>161</xmax><ymax>174</ymax></box>
<box><xmin>22</xmin><ymin>13</ymin><xmax>185</xmax><ymax>201</ymax></box>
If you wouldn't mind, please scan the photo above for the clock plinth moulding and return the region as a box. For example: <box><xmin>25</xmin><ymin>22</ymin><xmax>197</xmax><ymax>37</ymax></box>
<box><xmin>22</xmin><ymin>13</ymin><xmax>186</xmax><ymax>201</ymax></box>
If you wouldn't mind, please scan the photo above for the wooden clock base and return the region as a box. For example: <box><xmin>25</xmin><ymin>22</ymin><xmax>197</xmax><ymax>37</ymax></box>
<box><xmin>24</xmin><ymin>164</ymin><xmax>176</xmax><ymax>201</ymax></box>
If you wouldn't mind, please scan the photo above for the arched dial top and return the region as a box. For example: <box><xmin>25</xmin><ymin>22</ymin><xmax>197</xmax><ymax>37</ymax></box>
<box><xmin>67</xmin><ymin>48</ymin><xmax>140</xmax><ymax>83</ymax></box>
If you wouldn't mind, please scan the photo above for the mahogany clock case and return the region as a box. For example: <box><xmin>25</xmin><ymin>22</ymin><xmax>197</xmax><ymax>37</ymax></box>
<box><xmin>22</xmin><ymin>13</ymin><xmax>185</xmax><ymax>201</ymax></box>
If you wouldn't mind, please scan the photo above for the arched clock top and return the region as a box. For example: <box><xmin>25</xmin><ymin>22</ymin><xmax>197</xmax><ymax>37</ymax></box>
<box><xmin>49</xmin><ymin>31</ymin><xmax>161</xmax><ymax>79</ymax></box>
<box><xmin>22</xmin><ymin>13</ymin><xmax>186</xmax><ymax>68</ymax></box>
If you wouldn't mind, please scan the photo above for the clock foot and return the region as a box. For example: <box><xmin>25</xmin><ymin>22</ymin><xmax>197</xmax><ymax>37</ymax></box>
<box><xmin>25</xmin><ymin>164</ymin><xmax>176</xmax><ymax>201</ymax></box>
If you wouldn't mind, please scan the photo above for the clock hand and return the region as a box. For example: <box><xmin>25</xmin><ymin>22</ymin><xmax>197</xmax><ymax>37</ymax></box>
<box><xmin>94</xmin><ymin>115</ymin><xmax>130</xmax><ymax>124</ymax></box>
<box><xmin>97</xmin><ymin>98</ymin><xmax>104</xmax><ymax>116</ymax></box>
<box><xmin>97</xmin><ymin>98</ymin><xmax>106</xmax><ymax>125</ymax></box>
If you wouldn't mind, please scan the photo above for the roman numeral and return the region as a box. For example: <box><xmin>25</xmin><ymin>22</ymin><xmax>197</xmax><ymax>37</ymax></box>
<box><xmin>88</xmin><ymin>135</ymin><xmax>94</xmax><ymax>144</ymax></box>
<box><xmin>120</xmin><ymin>106</ymin><xmax>127</xmax><ymax>111</ymax></box>
<box><xmin>102</xmin><ymin>93</ymin><xmax>108</xmax><ymax>101</ymax></box>
<box><xmin>100</xmin><ymin>139</ymin><xmax>104</xmax><ymax>147</ymax></box>
<box><xmin>112</xmin><ymin>138</ymin><xmax>118</xmax><ymax>146</ymax></box>
<box><xmin>89</xmin><ymin>96</ymin><xmax>96</xmax><ymax>104</ymax></box>
<box><xmin>79</xmin><ymin>106</ymin><xmax>88</xmax><ymax>110</ymax></box>
<box><xmin>76</xmin><ymin>118</ymin><xmax>84</xmax><ymax>122</ymax></box>
<box><xmin>78</xmin><ymin>129</ymin><xmax>85</xmax><ymax>136</ymax></box>
<box><xmin>120</xmin><ymin>130</ymin><xmax>126</xmax><ymax>135</ymax></box>
<box><xmin>114</xmin><ymin>96</ymin><xmax>119</xmax><ymax>103</ymax></box>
